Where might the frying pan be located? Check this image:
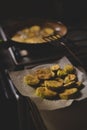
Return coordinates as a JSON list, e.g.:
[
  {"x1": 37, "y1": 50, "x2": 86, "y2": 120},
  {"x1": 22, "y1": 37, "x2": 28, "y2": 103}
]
[
  {"x1": 0, "y1": 18, "x2": 83, "y2": 69},
  {"x1": 0, "y1": 18, "x2": 68, "y2": 50}
]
